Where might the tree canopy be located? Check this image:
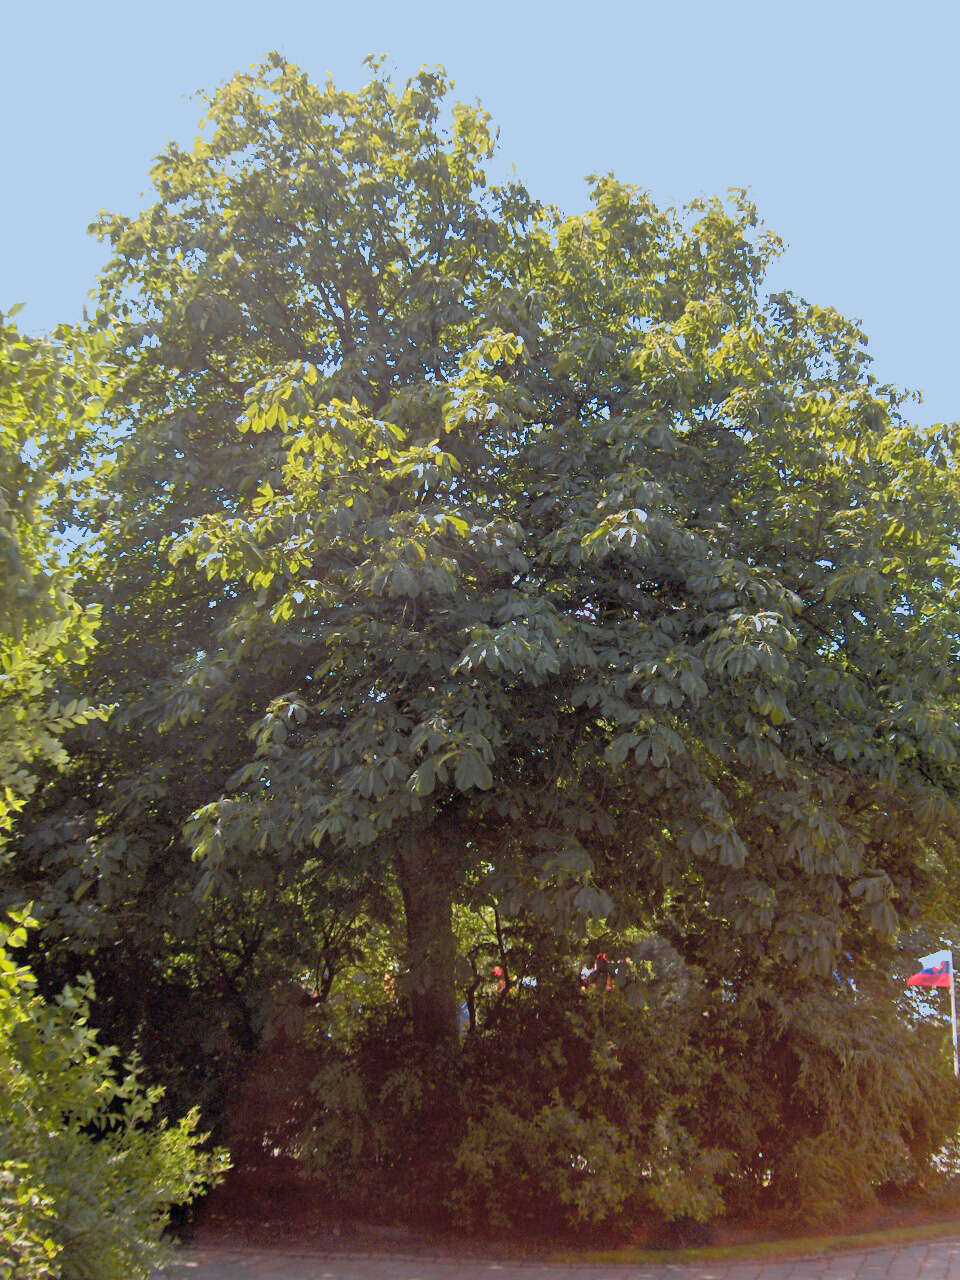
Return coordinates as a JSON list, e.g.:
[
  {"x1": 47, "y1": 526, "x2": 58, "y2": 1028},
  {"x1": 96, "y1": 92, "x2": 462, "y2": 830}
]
[{"x1": 7, "y1": 54, "x2": 960, "y2": 1231}]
